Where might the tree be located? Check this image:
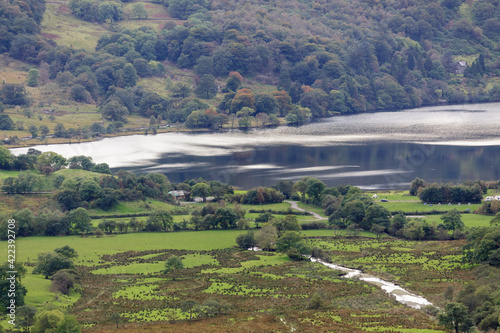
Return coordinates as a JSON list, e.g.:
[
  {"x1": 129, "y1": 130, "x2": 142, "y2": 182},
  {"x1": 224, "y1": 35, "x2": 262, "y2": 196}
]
[
  {"x1": 54, "y1": 246, "x2": 78, "y2": 259},
  {"x1": 230, "y1": 88, "x2": 255, "y2": 113},
  {"x1": 70, "y1": 84, "x2": 89, "y2": 103},
  {"x1": 26, "y1": 68, "x2": 39, "y2": 87},
  {"x1": 214, "y1": 207, "x2": 239, "y2": 229},
  {"x1": 36, "y1": 151, "x2": 67, "y2": 172},
  {"x1": 133, "y1": 58, "x2": 152, "y2": 77},
  {"x1": 78, "y1": 179, "x2": 101, "y2": 201},
  {"x1": 132, "y1": 3, "x2": 148, "y2": 19},
  {"x1": 98, "y1": 219, "x2": 117, "y2": 234},
  {"x1": 0, "y1": 84, "x2": 30, "y2": 106},
  {"x1": 308, "y1": 292, "x2": 324, "y2": 309},
  {"x1": 32, "y1": 309, "x2": 65, "y2": 333},
  {"x1": 490, "y1": 212, "x2": 500, "y2": 227},
  {"x1": 101, "y1": 100, "x2": 129, "y2": 122},
  {"x1": 438, "y1": 302, "x2": 473, "y2": 333},
  {"x1": 33, "y1": 252, "x2": 74, "y2": 279},
  {"x1": 255, "y1": 93, "x2": 278, "y2": 115},
  {"x1": 192, "y1": 183, "x2": 211, "y2": 202},
  {"x1": 361, "y1": 204, "x2": 391, "y2": 231},
  {"x1": 0, "y1": 262, "x2": 27, "y2": 311},
  {"x1": 29, "y1": 125, "x2": 38, "y2": 138},
  {"x1": 67, "y1": 207, "x2": 92, "y2": 234},
  {"x1": 18, "y1": 305, "x2": 37, "y2": 332},
  {"x1": 236, "y1": 231, "x2": 256, "y2": 249},
  {"x1": 53, "y1": 123, "x2": 67, "y2": 138},
  {"x1": 273, "y1": 215, "x2": 301, "y2": 236},
  {"x1": 0, "y1": 114, "x2": 14, "y2": 130},
  {"x1": 56, "y1": 189, "x2": 82, "y2": 211},
  {"x1": 194, "y1": 74, "x2": 217, "y2": 99},
  {"x1": 410, "y1": 177, "x2": 425, "y2": 196},
  {"x1": 305, "y1": 178, "x2": 326, "y2": 204},
  {"x1": 0, "y1": 146, "x2": 14, "y2": 169},
  {"x1": 145, "y1": 210, "x2": 173, "y2": 231},
  {"x1": 14, "y1": 208, "x2": 36, "y2": 237},
  {"x1": 272, "y1": 90, "x2": 293, "y2": 116},
  {"x1": 255, "y1": 224, "x2": 278, "y2": 251},
  {"x1": 50, "y1": 269, "x2": 78, "y2": 295},
  {"x1": 181, "y1": 300, "x2": 199, "y2": 320},
  {"x1": 149, "y1": 115, "x2": 157, "y2": 127},
  {"x1": 164, "y1": 255, "x2": 184, "y2": 280},
  {"x1": 276, "y1": 231, "x2": 311, "y2": 259},
  {"x1": 255, "y1": 113, "x2": 269, "y2": 127},
  {"x1": 441, "y1": 209, "x2": 464, "y2": 231},
  {"x1": 172, "y1": 82, "x2": 191, "y2": 98},
  {"x1": 55, "y1": 314, "x2": 81, "y2": 332}
]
